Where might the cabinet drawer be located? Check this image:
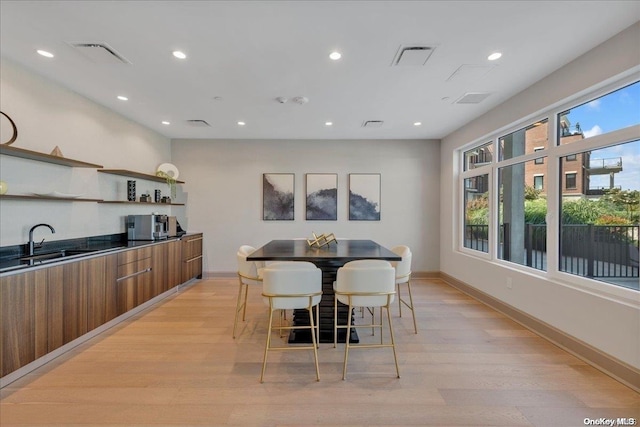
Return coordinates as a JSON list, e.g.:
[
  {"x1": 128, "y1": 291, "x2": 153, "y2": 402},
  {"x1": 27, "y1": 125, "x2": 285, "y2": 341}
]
[
  {"x1": 117, "y1": 258, "x2": 152, "y2": 280},
  {"x1": 117, "y1": 247, "x2": 152, "y2": 265},
  {"x1": 182, "y1": 234, "x2": 203, "y2": 261}
]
